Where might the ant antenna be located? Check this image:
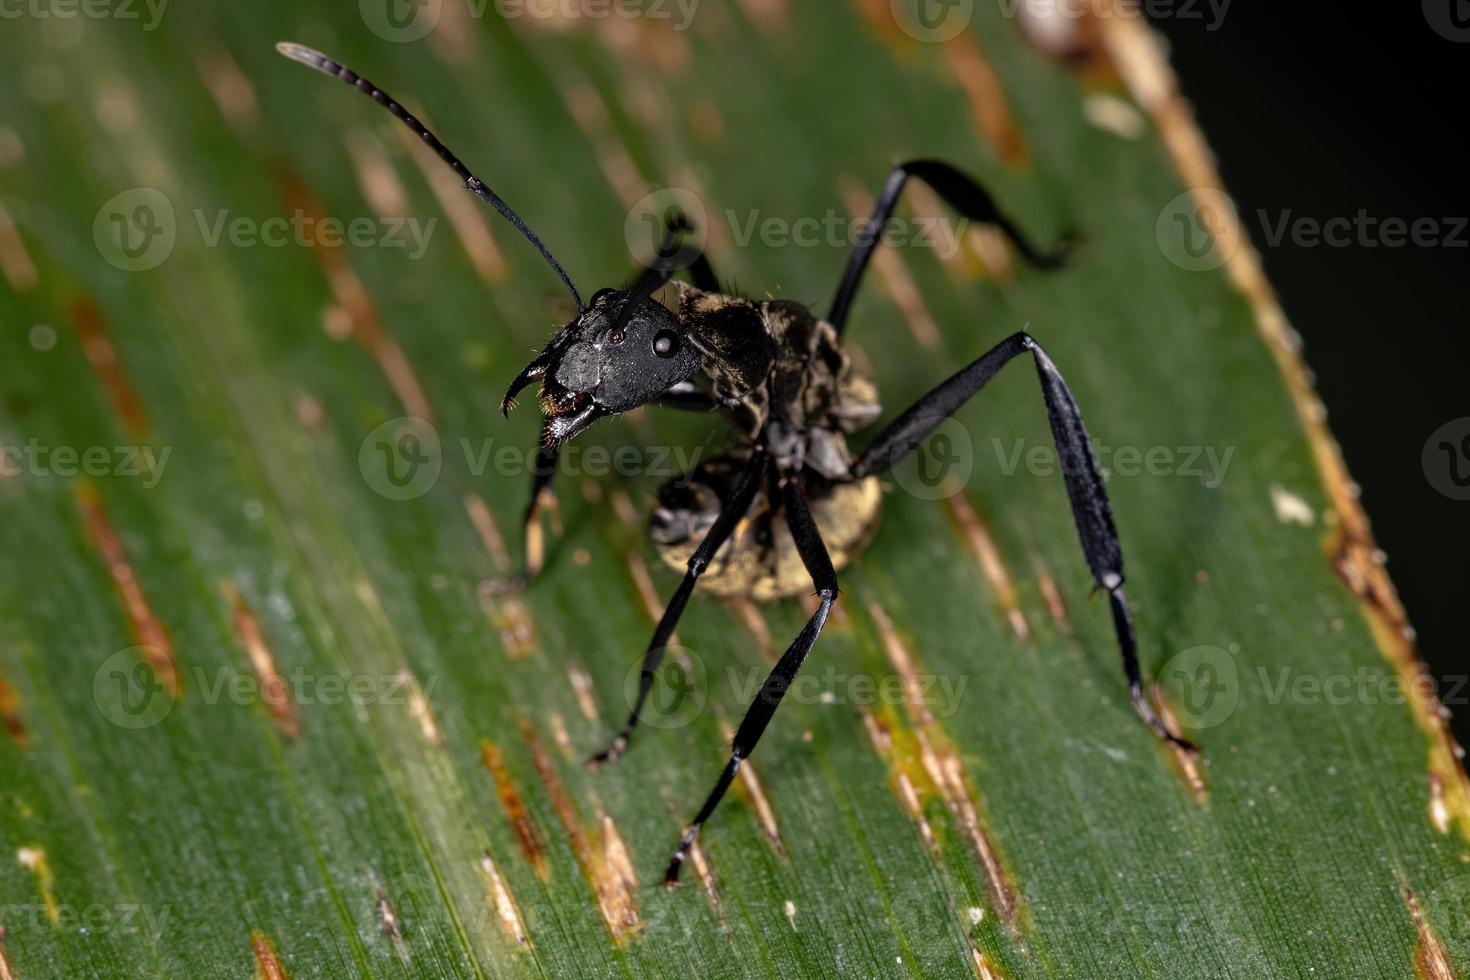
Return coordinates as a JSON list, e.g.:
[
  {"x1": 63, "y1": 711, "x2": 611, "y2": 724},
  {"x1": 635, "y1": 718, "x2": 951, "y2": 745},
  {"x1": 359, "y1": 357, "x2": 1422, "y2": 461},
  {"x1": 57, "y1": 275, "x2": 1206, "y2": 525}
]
[{"x1": 276, "y1": 42, "x2": 585, "y2": 311}]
